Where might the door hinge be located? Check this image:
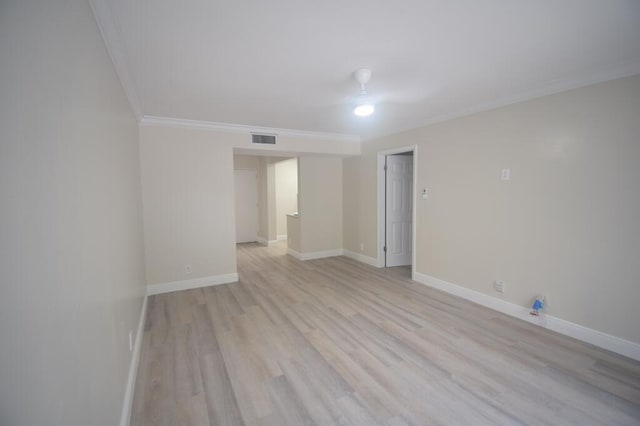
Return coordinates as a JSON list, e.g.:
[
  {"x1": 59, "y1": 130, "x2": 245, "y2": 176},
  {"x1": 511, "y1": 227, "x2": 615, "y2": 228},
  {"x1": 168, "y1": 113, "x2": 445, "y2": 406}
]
[{"x1": 383, "y1": 245, "x2": 387, "y2": 252}]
